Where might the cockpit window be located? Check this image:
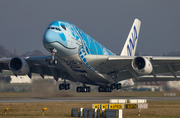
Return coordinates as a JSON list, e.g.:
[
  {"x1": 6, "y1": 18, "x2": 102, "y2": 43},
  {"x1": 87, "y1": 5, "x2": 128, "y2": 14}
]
[
  {"x1": 61, "y1": 25, "x2": 67, "y2": 30},
  {"x1": 48, "y1": 27, "x2": 61, "y2": 31},
  {"x1": 56, "y1": 28, "x2": 61, "y2": 31}
]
